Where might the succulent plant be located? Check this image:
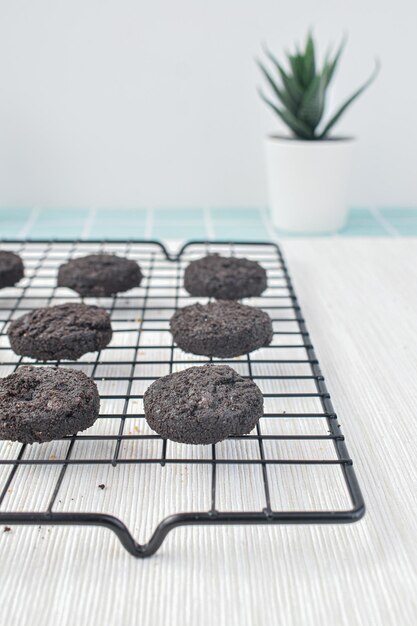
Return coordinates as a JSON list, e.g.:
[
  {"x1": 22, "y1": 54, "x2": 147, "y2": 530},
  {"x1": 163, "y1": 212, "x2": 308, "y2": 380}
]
[{"x1": 258, "y1": 33, "x2": 379, "y2": 140}]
